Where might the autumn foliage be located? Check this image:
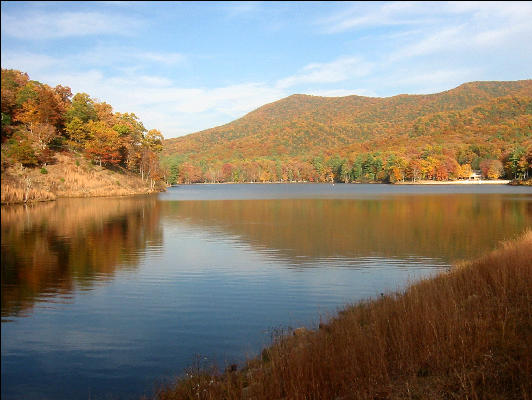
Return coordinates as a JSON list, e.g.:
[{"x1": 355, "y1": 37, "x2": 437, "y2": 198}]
[
  {"x1": 1, "y1": 69, "x2": 165, "y2": 193},
  {"x1": 163, "y1": 80, "x2": 532, "y2": 184}
]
